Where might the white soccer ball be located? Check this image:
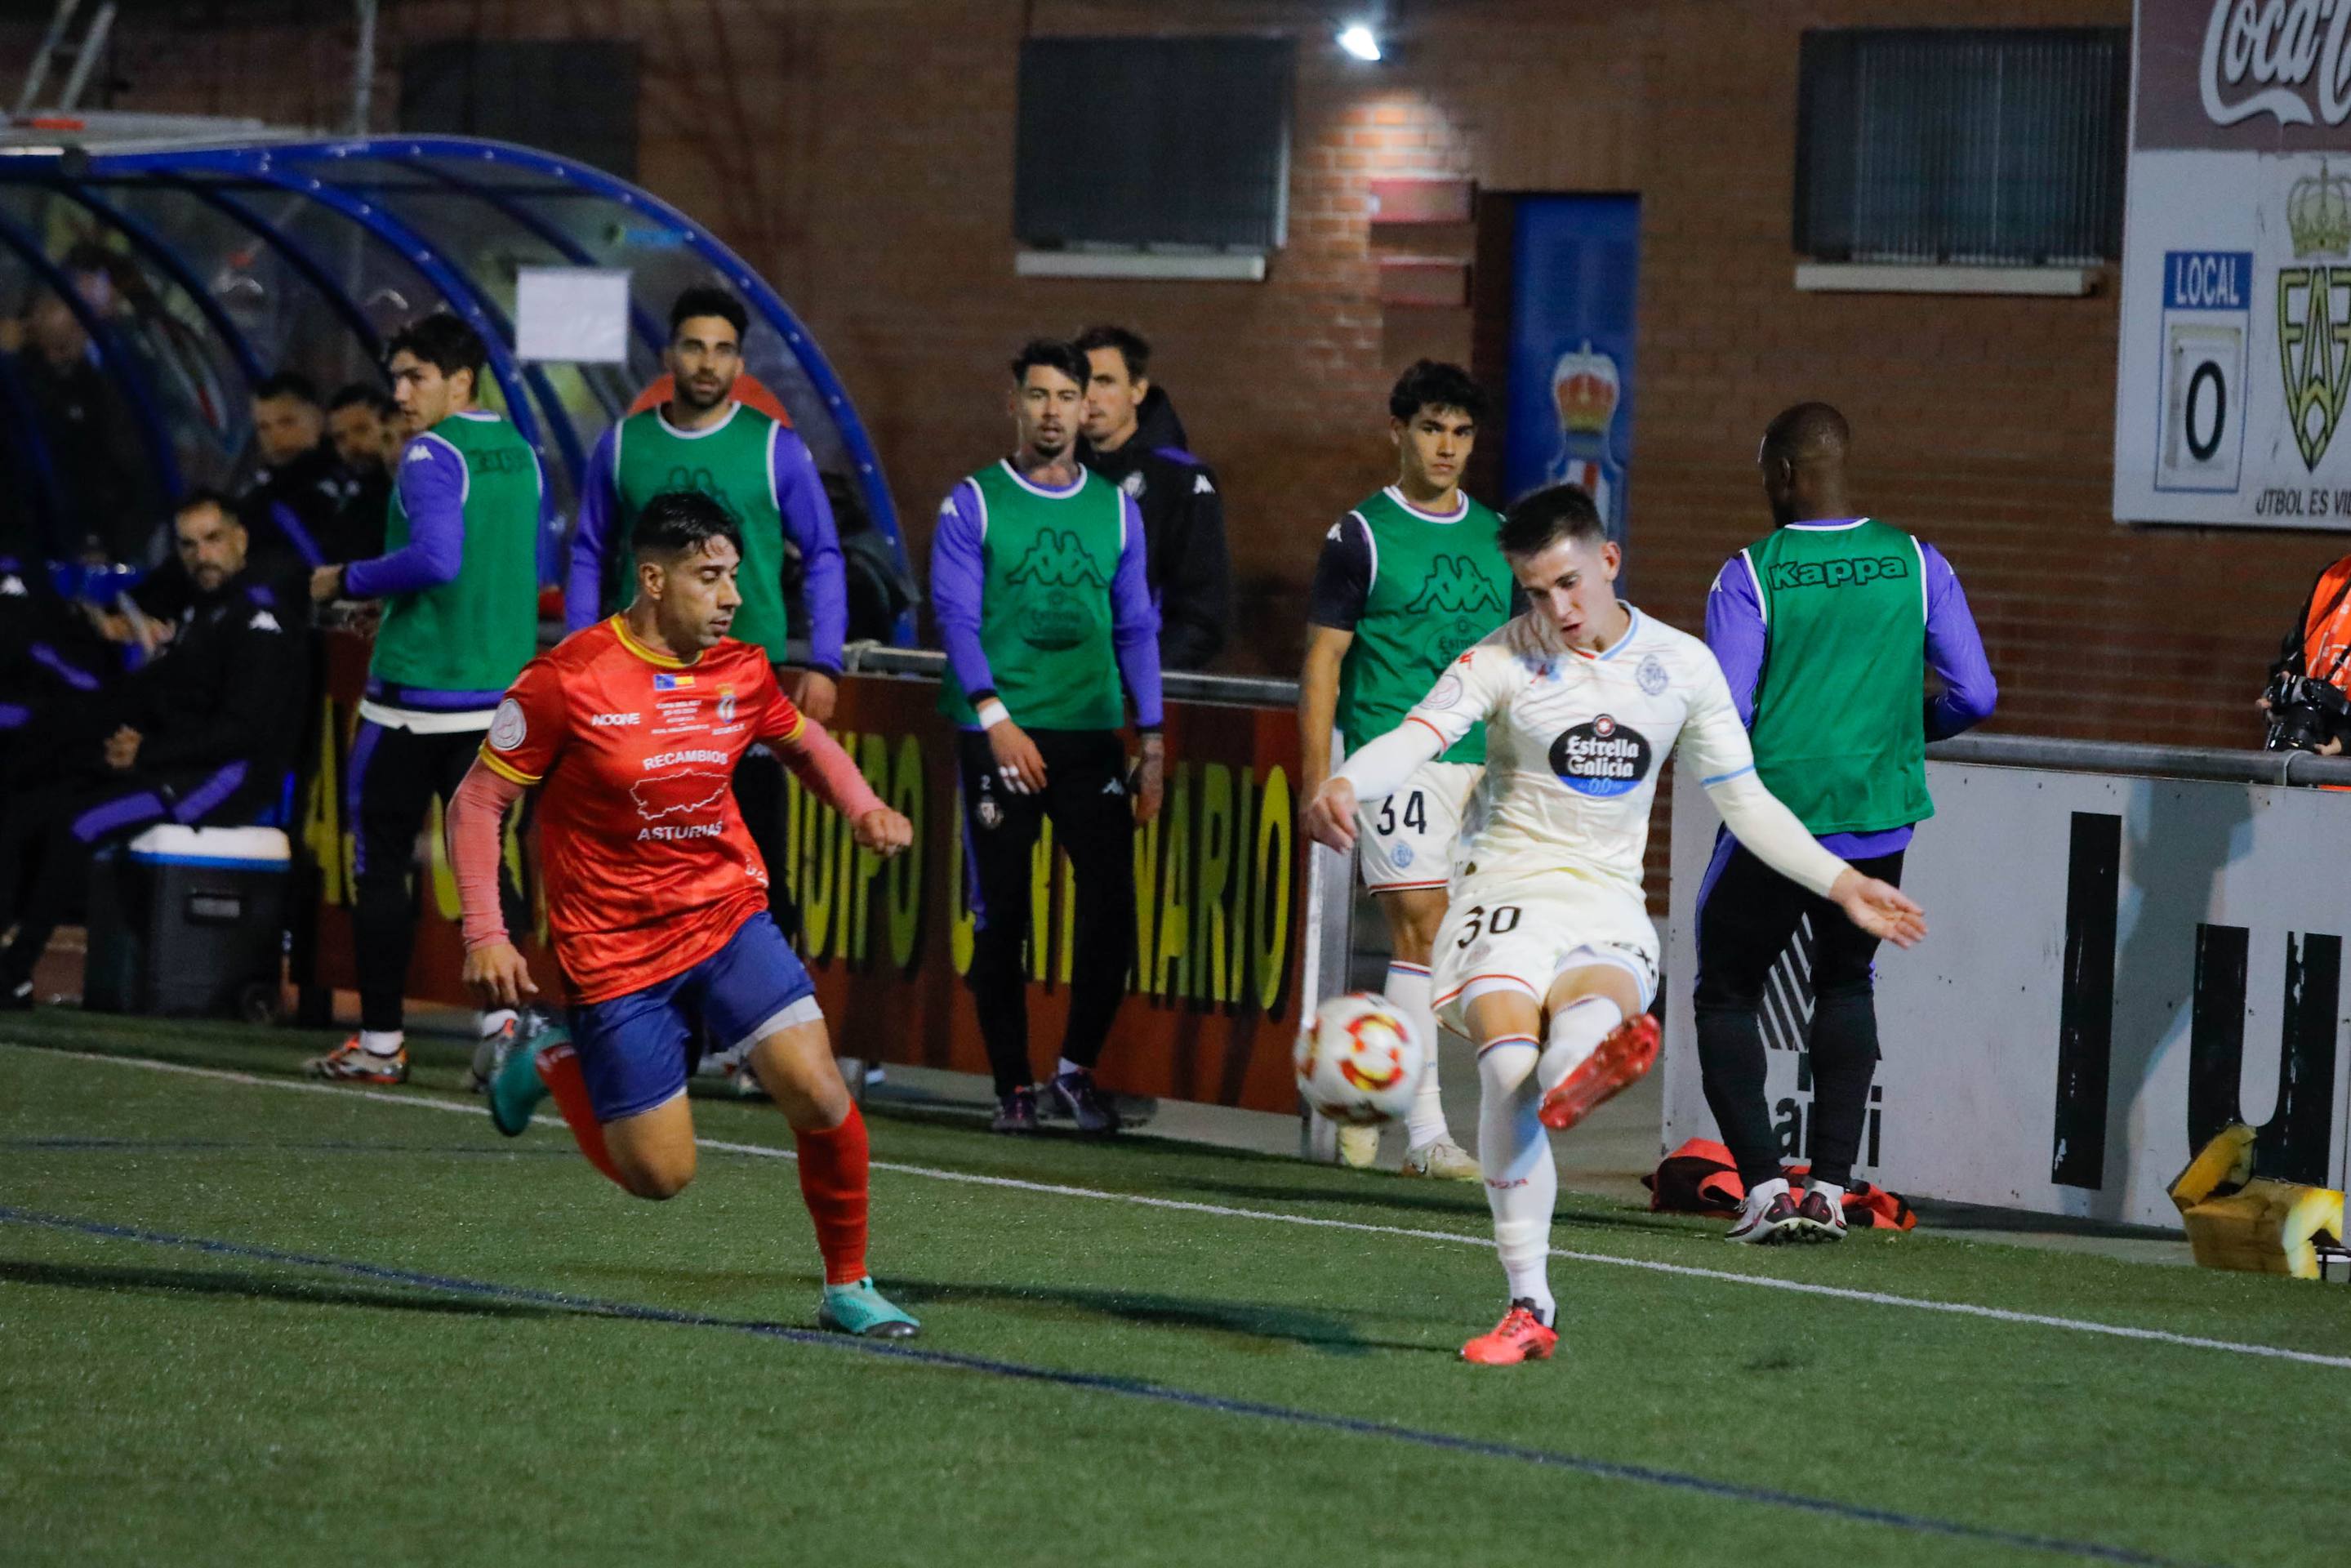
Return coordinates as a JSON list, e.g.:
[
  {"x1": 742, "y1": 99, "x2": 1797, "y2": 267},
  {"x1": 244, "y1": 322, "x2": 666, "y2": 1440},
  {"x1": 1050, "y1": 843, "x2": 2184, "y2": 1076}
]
[{"x1": 1296, "y1": 992, "x2": 1426, "y2": 1126}]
